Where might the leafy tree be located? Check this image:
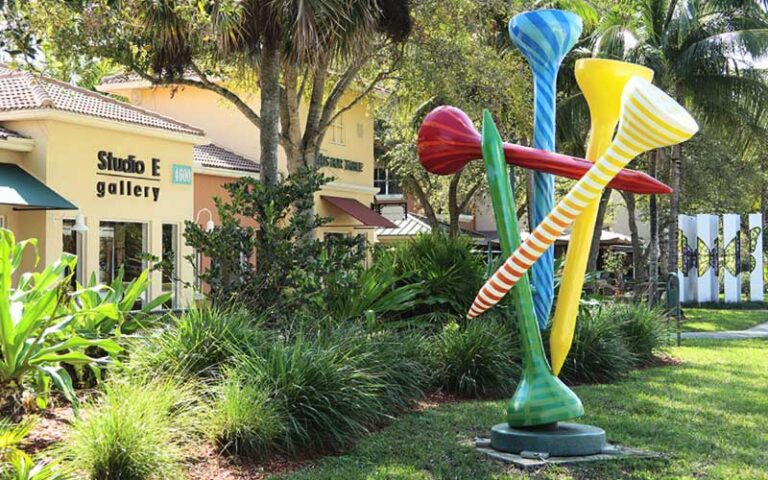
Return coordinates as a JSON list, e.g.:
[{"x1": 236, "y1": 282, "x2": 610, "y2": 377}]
[
  {"x1": 31, "y1": 0, "x2": 411, "y2": 184},
  {"x1": 378, "y1": 0, "x2": 535, "y2": 235}
]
